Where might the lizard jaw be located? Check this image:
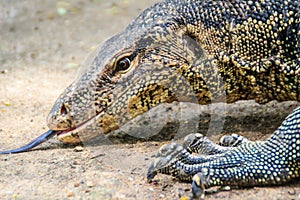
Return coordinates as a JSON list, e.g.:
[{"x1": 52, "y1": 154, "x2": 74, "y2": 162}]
[
  {"x1": 55, "y1": 112, "x2": 118, "y2": 144},
  {"x1": 56, "y1": 115, "x2": 98, "y2": 143}
]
